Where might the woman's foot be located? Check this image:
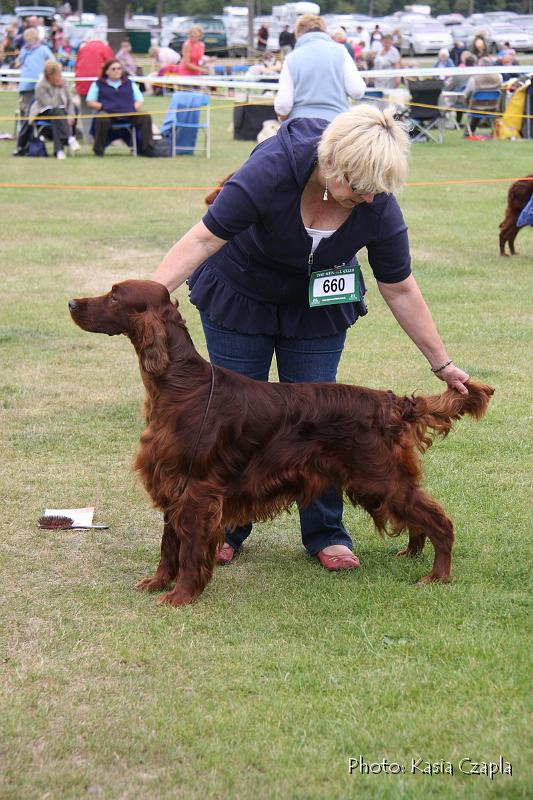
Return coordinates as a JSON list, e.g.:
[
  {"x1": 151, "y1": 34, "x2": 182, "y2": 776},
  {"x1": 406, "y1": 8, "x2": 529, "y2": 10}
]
[
  {"x1": 68, "y1": 136, "x2": 80, "y2": 154},
  {"x1": 216, "y1": 543, "x2": 236, "y2": 565},
  {"x1": 315, "y1": 544, "x2": 360, "y2": 571}
]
